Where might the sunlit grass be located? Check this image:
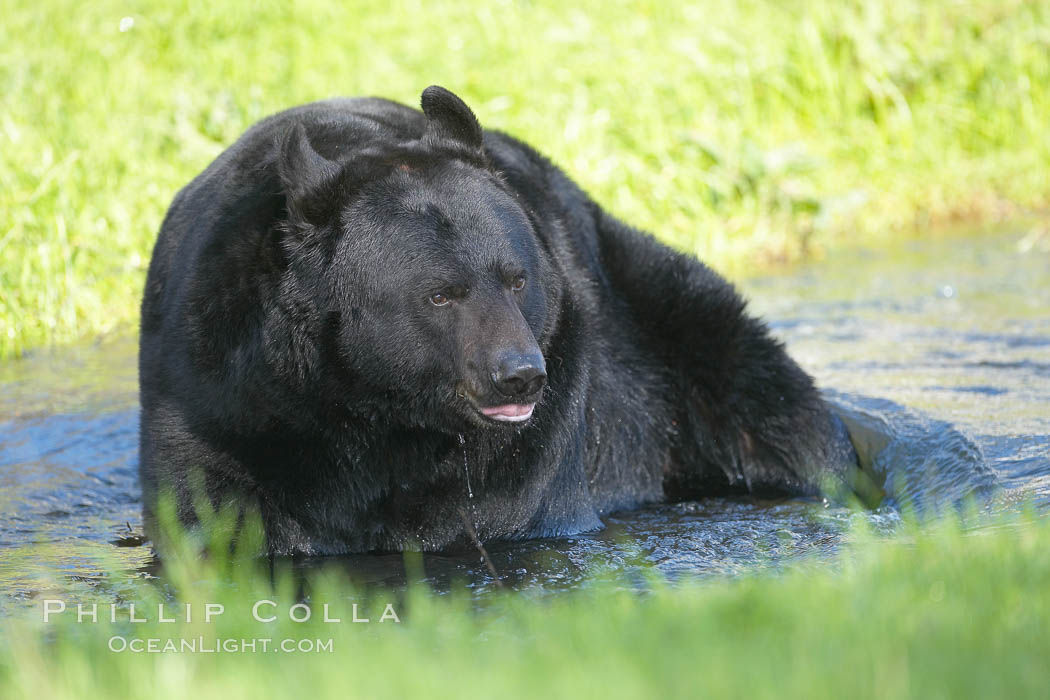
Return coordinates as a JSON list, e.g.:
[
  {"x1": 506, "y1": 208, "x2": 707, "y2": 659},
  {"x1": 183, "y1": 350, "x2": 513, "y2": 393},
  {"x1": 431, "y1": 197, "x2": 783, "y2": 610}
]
[
  {"x1": 2, "y1": 0, "x2": 1049, "y2": 357},
  {"x1": 0, "y1": 509, "x2": 1048, "y2": 698}
]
